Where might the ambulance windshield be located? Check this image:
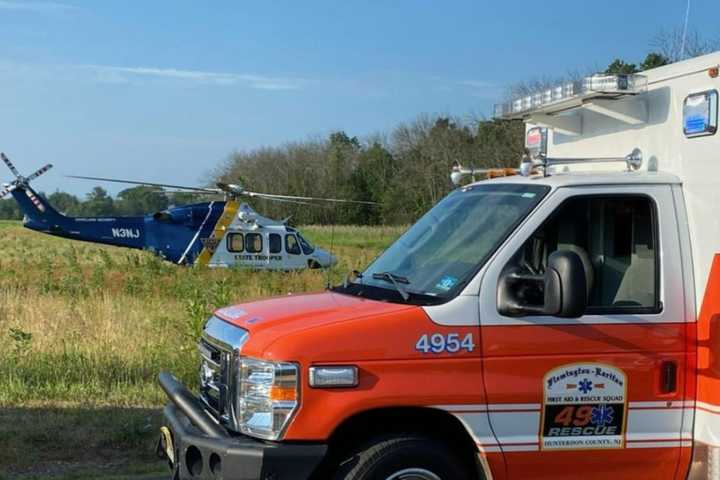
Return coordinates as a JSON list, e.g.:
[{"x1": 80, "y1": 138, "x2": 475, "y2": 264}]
[{"x1": 345, "y1": 183, "x2": 549, "y2": 304}]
